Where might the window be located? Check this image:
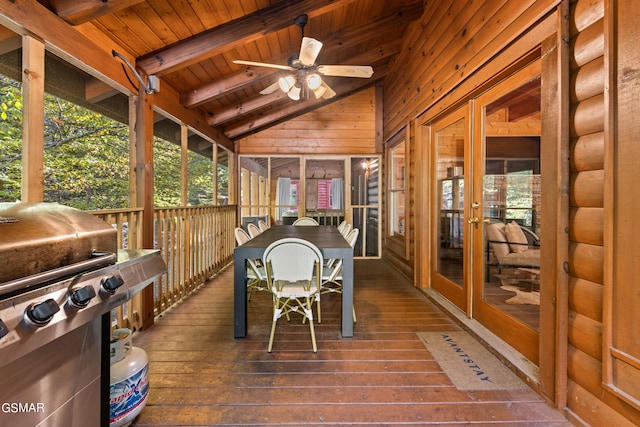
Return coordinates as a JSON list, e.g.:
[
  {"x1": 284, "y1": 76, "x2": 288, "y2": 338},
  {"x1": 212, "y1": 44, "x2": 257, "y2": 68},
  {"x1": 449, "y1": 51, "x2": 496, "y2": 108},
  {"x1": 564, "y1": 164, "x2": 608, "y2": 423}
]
[{"x1": 389, "y1": 140, "x2": 406, "y2": 236}]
